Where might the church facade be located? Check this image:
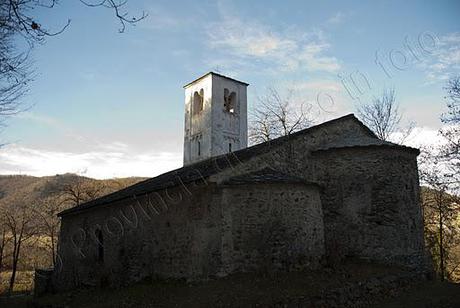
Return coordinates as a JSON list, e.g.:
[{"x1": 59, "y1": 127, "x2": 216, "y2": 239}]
[{"x1": 51, "y1": 73, "x2": 427, "y2": 290}]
